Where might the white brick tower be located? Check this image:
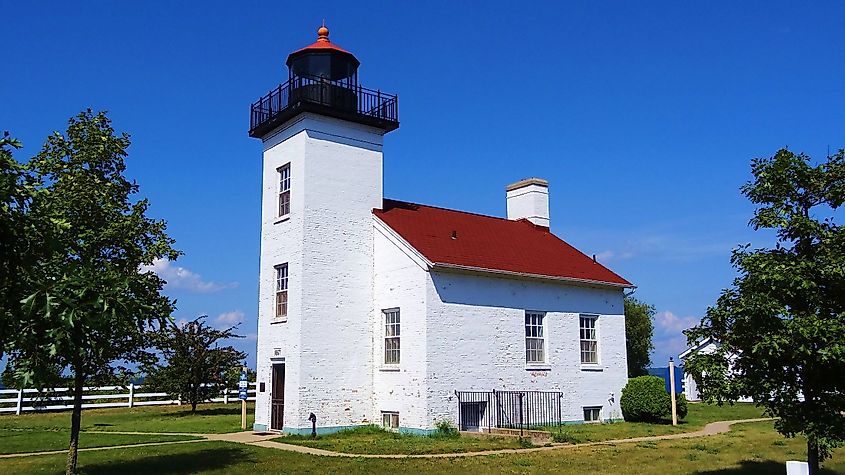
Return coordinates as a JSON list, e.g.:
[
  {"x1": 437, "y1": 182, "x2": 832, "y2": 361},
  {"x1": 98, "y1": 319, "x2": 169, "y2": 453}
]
[{"x1": 249, "y1": 25, "x2": 399, "y2": 433}]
